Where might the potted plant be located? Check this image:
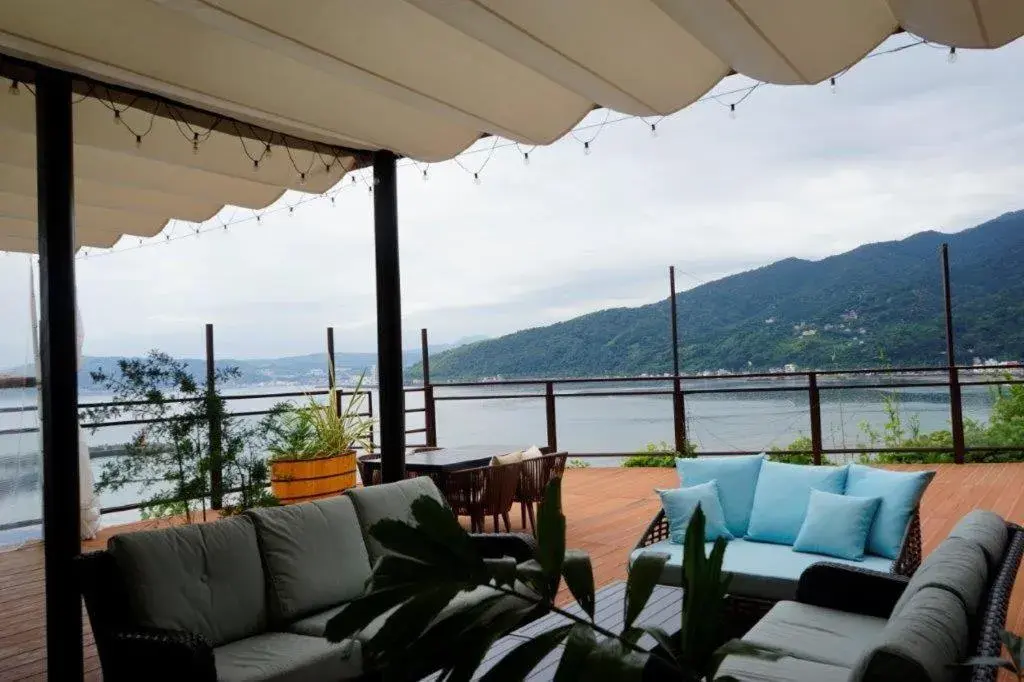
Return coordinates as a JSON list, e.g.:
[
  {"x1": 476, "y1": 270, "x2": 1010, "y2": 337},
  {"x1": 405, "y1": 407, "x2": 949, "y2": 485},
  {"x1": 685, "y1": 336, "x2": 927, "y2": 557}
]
[{"x1": 266, "y1": 373, "x2": 374, "y2": 504}]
